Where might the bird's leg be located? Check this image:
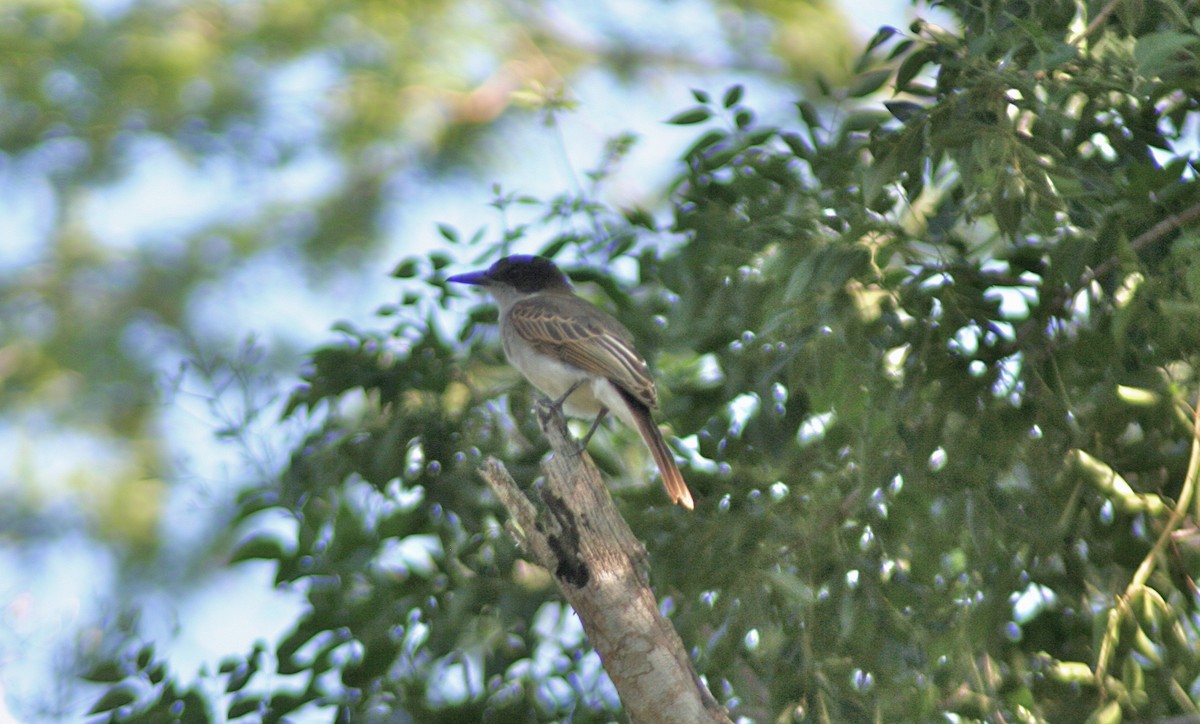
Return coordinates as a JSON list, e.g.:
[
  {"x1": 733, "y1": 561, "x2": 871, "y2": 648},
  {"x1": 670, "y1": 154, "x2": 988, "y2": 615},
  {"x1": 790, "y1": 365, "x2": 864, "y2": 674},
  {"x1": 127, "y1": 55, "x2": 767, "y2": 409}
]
[
  {"x1": 551, "y1": 378, "x2": 588, "y2": 410},
  {"x1": 536, "y1": 379, "x2": 605, "y2": 456},
  {"x1": 534, "y1": 379, "x2": 587, "y2": 429},
  {"x1": 577, "y1": 407, "x2": 608, "y2": 452}
]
